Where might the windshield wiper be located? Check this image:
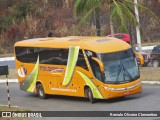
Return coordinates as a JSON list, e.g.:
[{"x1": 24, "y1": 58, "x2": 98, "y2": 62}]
[
  {"x1": 115, "y1": 64, "x2": 122, "y2": 82},
  {"x1": 115, "y1": 62, "x2": 133, "y2": 82},
  {"x1": 121, "y1": 63, "x2": 133, "y2": 80}
]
